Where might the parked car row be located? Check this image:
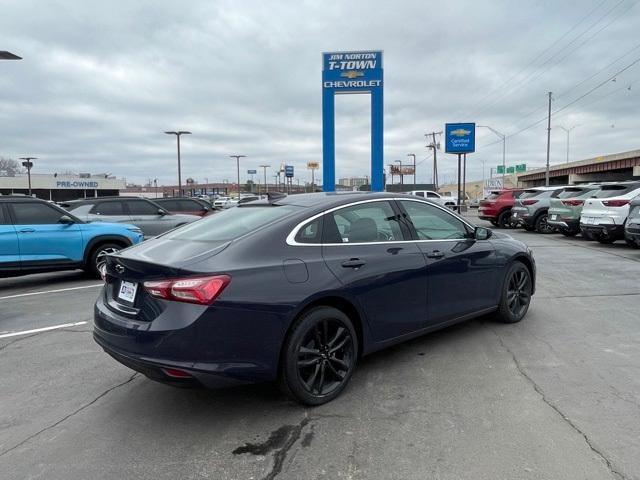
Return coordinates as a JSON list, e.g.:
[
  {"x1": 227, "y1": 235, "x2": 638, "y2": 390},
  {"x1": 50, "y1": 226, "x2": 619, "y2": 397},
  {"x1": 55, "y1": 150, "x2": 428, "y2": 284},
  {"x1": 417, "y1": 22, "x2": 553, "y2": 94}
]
[{"x1": 481, "y1": 182, "x2": 640, "y2": 248}]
